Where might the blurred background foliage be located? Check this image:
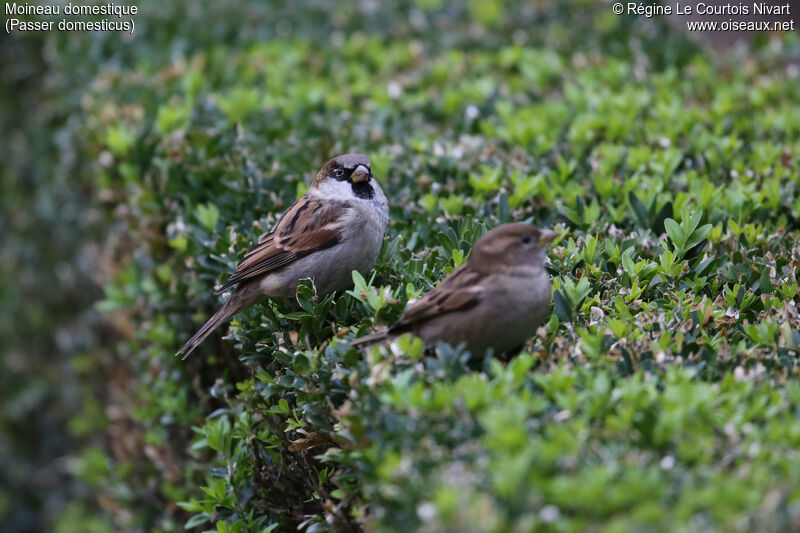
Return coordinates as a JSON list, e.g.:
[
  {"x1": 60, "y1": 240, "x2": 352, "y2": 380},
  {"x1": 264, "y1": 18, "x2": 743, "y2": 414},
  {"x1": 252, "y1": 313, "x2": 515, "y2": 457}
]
[{"x1": 1, "y1": 0, "x2": 799, "y2": 532}]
